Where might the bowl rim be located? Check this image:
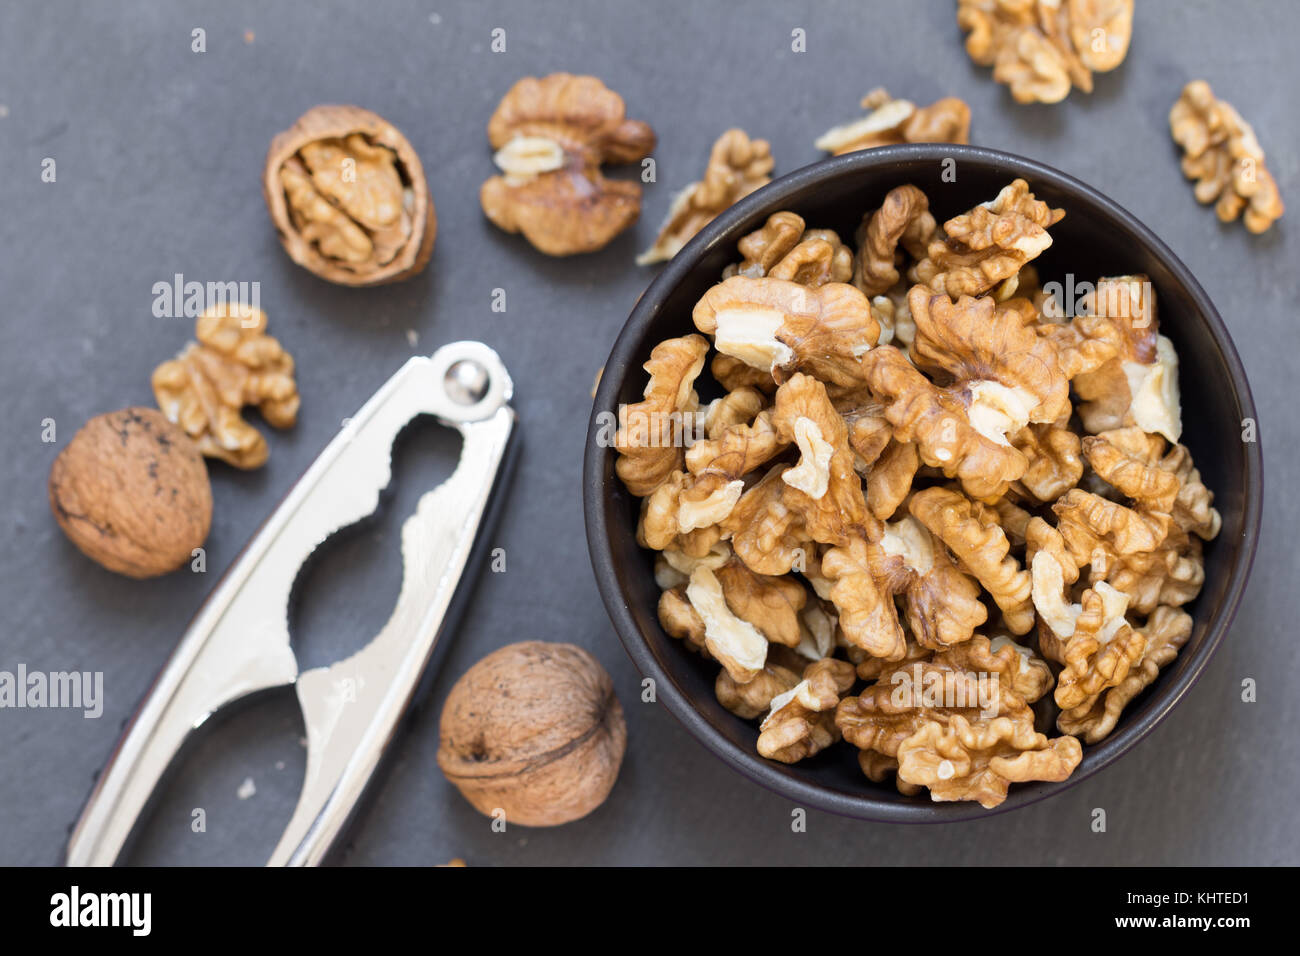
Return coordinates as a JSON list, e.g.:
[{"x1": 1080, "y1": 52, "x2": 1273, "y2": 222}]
[{"x1": 584, "y1": 143, "x2": 1263, "y2": 822}]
